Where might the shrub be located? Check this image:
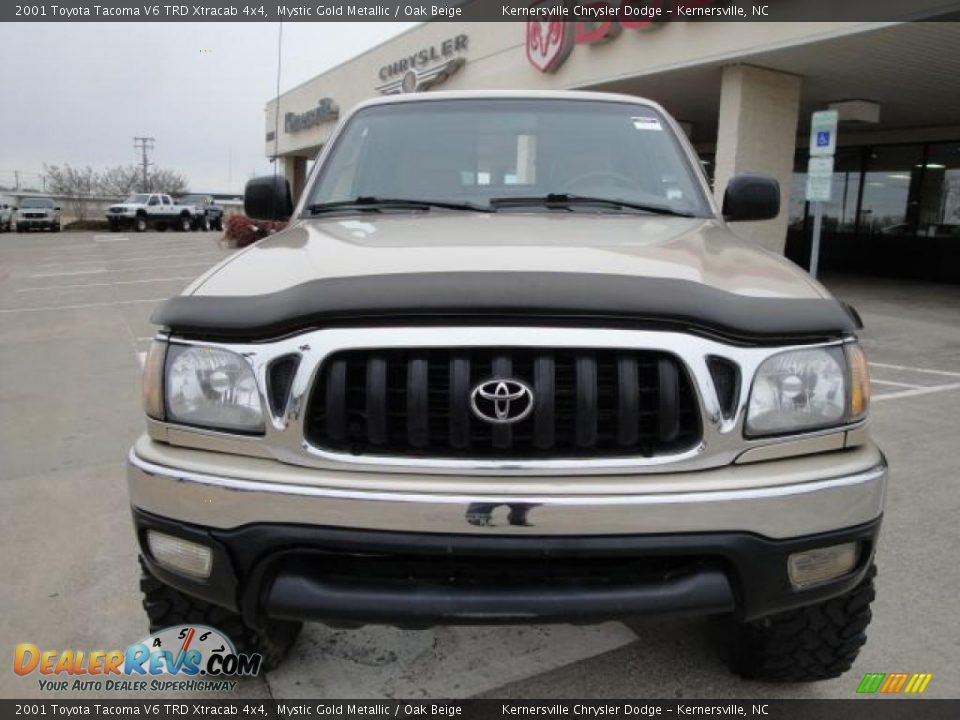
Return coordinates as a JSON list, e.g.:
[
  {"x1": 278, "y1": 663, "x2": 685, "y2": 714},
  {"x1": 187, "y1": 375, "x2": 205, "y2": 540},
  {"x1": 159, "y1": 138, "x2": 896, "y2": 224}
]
[{"x1": 224, "y1": 214, "x2": 288, "y2": 248}]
